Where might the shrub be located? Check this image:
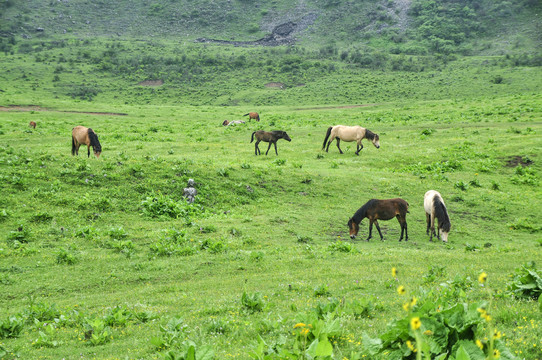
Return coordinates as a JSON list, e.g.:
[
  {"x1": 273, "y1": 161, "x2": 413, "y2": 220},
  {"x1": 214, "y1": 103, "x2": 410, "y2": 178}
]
[{"x1": 56, "y1": 248, "x2": 78, "y2": 265}]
